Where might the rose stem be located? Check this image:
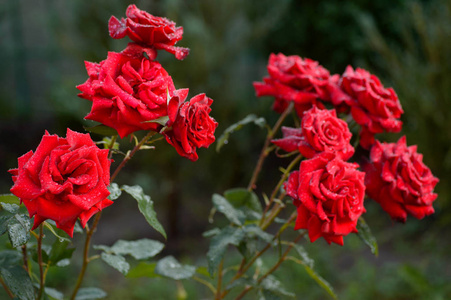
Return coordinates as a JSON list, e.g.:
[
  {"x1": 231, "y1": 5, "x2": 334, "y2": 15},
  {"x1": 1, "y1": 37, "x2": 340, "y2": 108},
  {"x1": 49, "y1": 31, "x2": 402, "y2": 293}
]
[
  {"x1": 260, "y1": 154, "x2": 302, "y2": 227},
  {"x1": 107, "y1": 135, "x2": 117, "y2": 160},
  {"x1": 21, "y1": 245, "x2": 28, "y2": 273},
  {"x1": 70, "y1": 131, "x2": 155, "y2": 299},
  {"x1": 234, "y1": 233, "x2": 305, "y2": 300},
  {"x1": 0, "y1": 277, "x2": 14, "y2": 298},
  {"x1": 247, "y1": 102, "x2": 294, "y2": 191},
  {"x1": 37, "y1": 224, "x2": 45, "y2": 300},
  {"x1": 215, "y1": 259, "x2": 224, "y2": 300},
  {"x1": 220, "y1": 212, "x2": 297, "y2": 299}
]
